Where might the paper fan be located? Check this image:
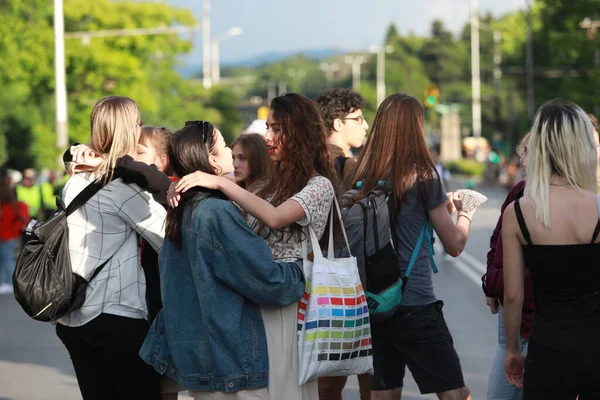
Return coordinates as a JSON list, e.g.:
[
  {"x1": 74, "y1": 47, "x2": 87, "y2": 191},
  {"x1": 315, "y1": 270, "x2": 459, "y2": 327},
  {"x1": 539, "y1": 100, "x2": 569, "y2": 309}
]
[{"x1": 454, "y1": 189, "x2": 488, "y2": 213}]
